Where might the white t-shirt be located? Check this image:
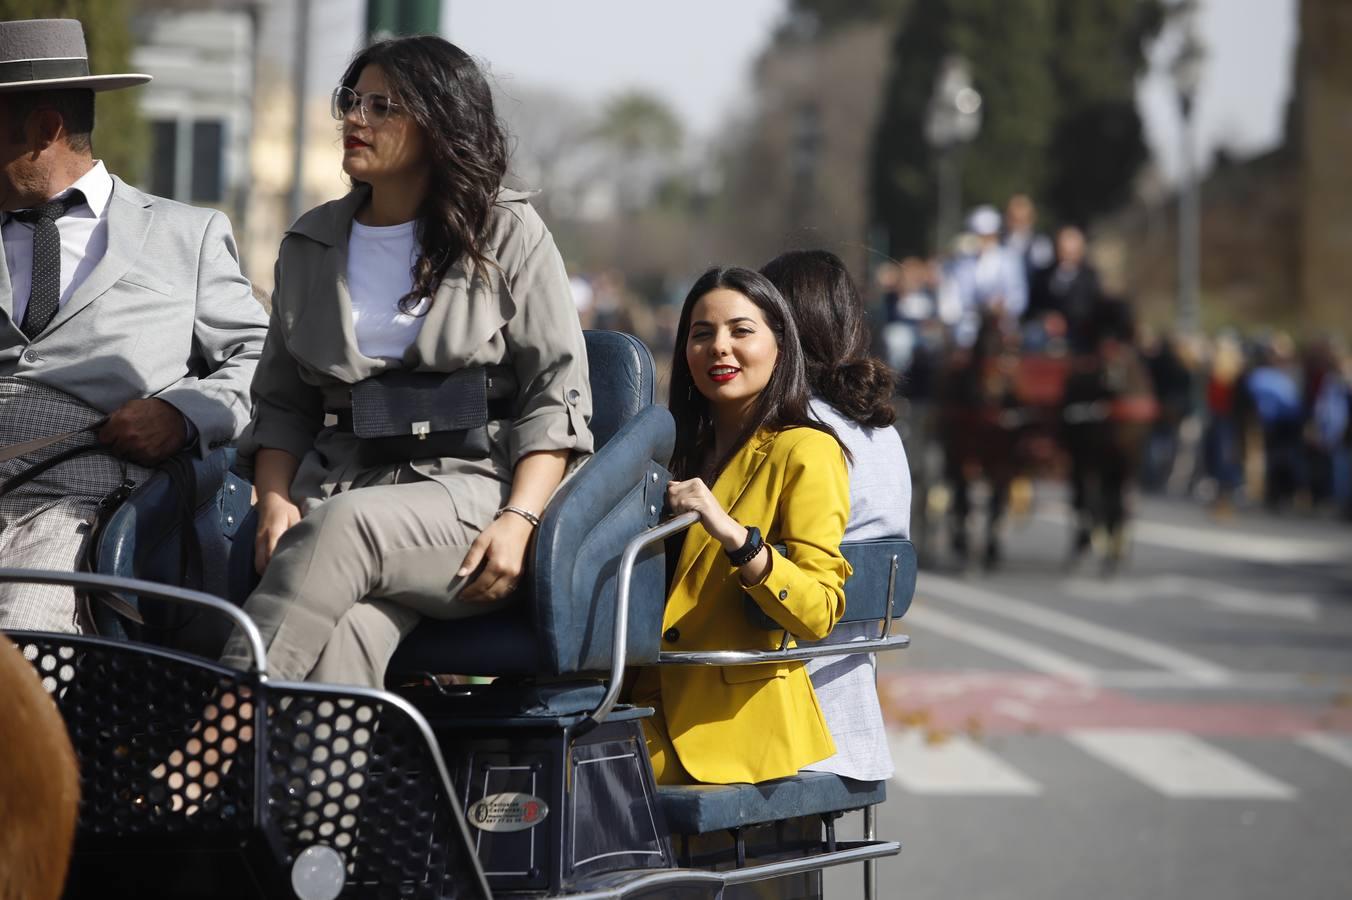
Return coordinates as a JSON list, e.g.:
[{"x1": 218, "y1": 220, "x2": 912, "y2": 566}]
[{"x1": 346, "y1": 219, "x2": 431, "y2": 360}]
